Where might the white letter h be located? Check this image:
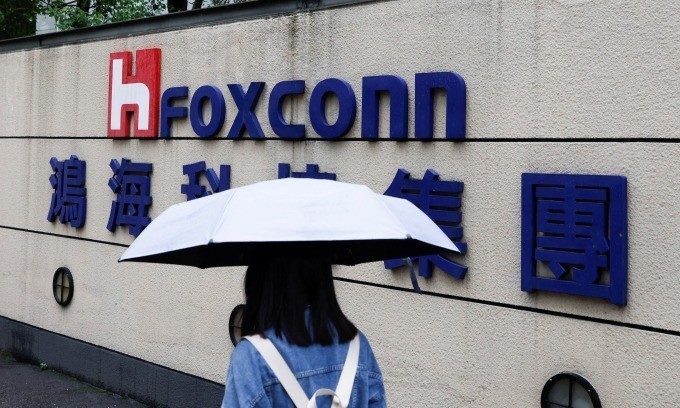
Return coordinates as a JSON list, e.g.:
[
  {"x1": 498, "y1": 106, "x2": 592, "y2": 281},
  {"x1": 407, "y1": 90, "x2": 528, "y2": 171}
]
[{"x1": 109, "y1": 58, "x2": 150, "y2": 131}]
